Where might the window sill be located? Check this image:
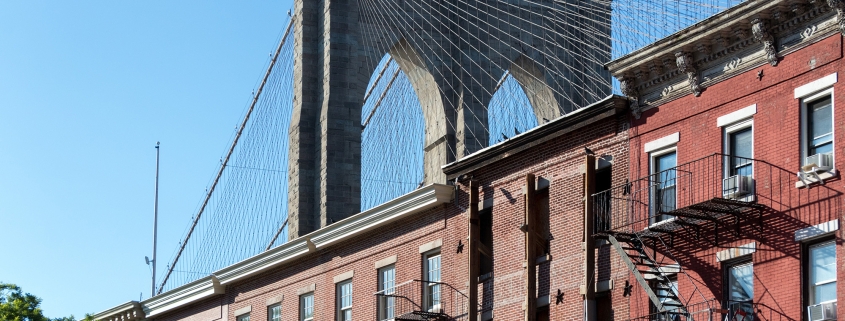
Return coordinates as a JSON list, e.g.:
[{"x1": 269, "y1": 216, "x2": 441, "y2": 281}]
[{"x1": 795, "y1": 170, "x2": 838, "y2": 188}]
